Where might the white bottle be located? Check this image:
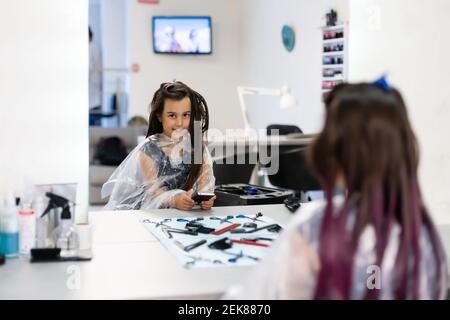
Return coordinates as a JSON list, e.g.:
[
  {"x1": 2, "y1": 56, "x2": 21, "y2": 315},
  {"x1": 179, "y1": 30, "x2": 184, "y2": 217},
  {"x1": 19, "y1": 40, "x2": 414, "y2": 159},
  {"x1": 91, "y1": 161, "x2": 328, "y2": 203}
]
[
  {"x1": 33, "y1": 196, "x2": 48, "y2": 248},
  {"x1": 19, "y1": 204, "x2": 36, "y2": 255},
  {"x1": 0, "y1": 193, "x2": 19, "y2": 258}
]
